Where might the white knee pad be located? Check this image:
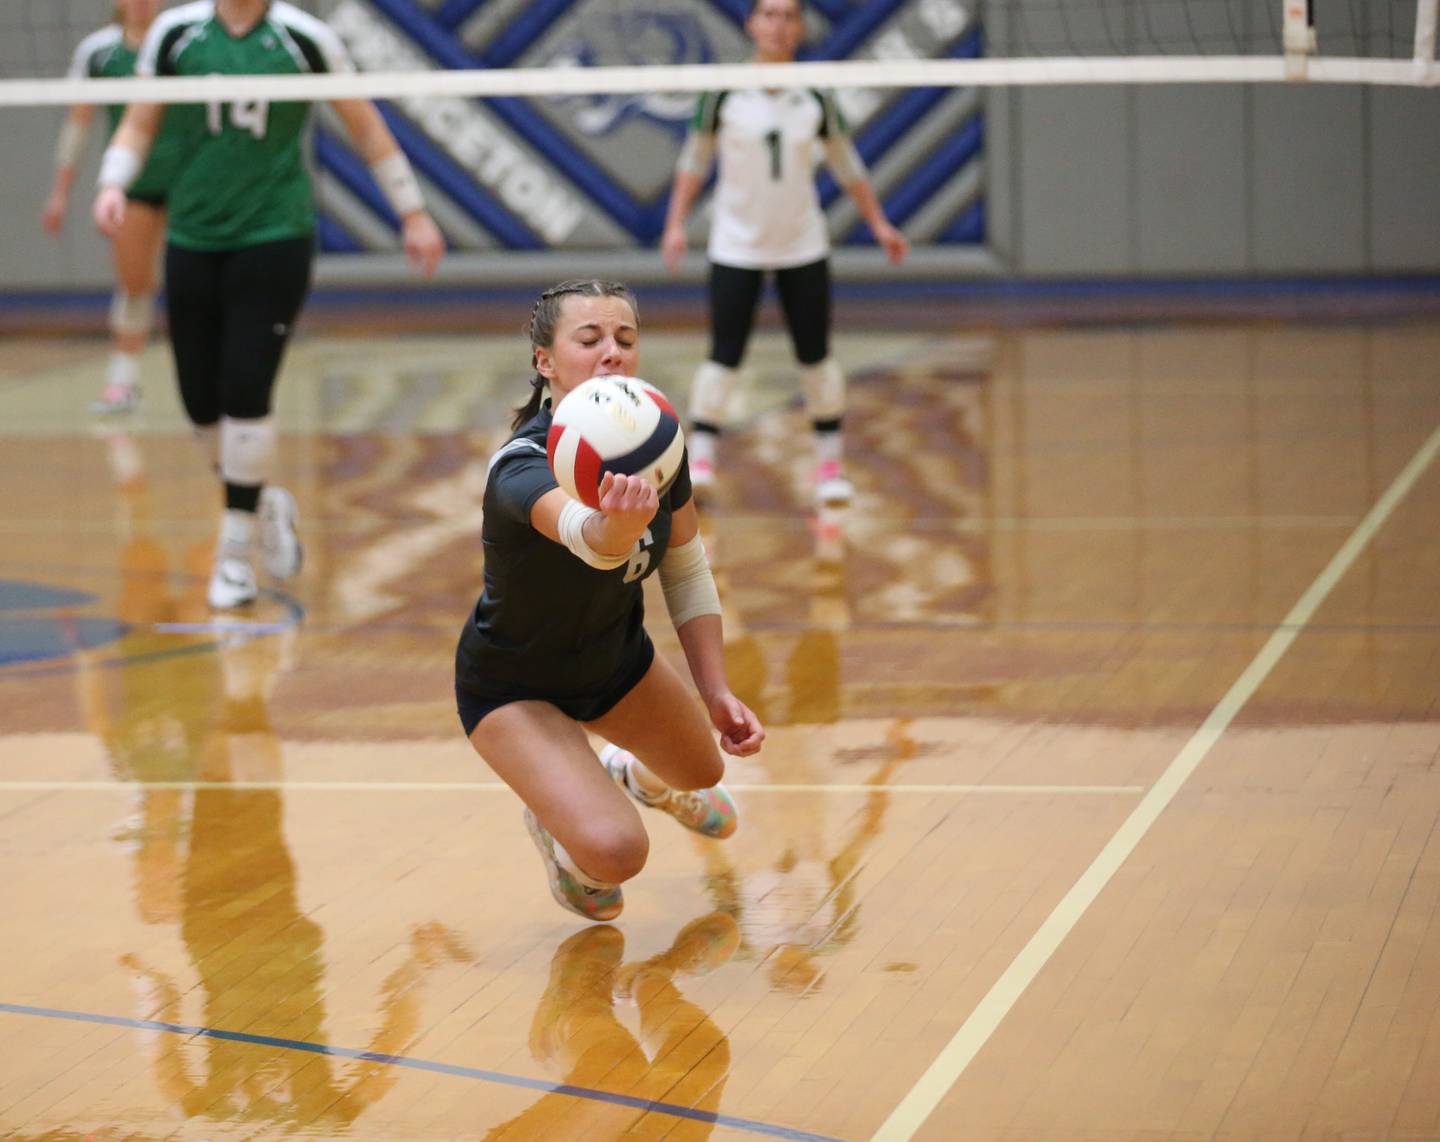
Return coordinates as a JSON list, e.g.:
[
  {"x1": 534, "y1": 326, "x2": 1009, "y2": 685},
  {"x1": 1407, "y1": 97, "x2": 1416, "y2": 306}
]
[
  {"x1": 109, "y1": 291, "x2": 155, "y2": 338},
  {"x1": 800, "y1": 359, "x2": 846, "y2": 421},
  {"x1": 689, "y1": 361, "x2": 738, "y2": 426},
  {"x1": 220, "y1": 416, "x2": 277, "y2": 487}
]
